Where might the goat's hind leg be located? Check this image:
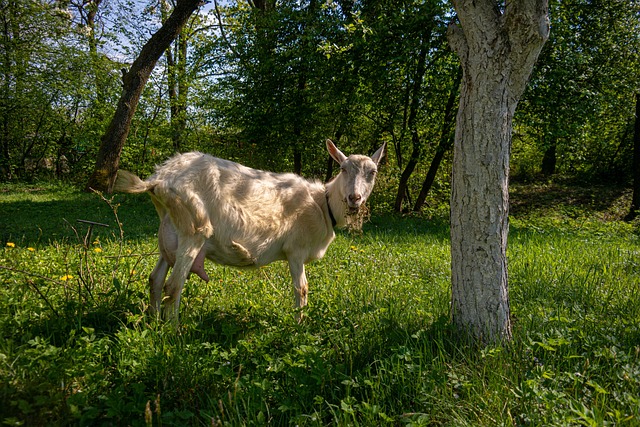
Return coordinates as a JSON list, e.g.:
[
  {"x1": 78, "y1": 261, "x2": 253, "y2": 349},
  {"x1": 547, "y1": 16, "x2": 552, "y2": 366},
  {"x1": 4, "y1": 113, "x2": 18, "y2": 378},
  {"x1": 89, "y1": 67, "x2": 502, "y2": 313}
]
[
  {"x1": 148, "y1": 255, "x2": 169, "y2": 317},
  {"x1": 151, "y1": 184, "x2": 211, "y2": 321},
  {"x1": 148, "y1": 195, "x2": 170, "y2": 317},
  {"x1": 163, "y1": 234, "x2": 206, "y2": 322}
]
